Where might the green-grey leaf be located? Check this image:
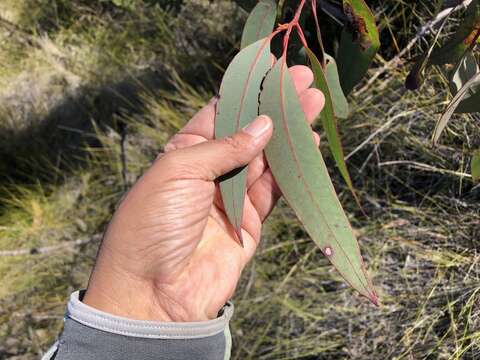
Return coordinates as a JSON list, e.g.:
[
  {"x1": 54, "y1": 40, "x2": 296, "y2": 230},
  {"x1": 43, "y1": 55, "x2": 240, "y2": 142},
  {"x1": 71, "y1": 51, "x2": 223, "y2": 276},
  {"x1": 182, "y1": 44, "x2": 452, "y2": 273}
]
[
  {"x1": 306, "y1": 48, "x2": 360, "y2": 208},
  {"x1": 216, "y1": 39, "x2": 272, "y2": 240},
  {"x1": 260, "y1": 56, "x2": 377, "y2": 304},
  {"x1": 450, "y1": 51, "x2": 479, "y2": 95},
  {"x1": 455, "y1": 89, "x2": 480, "y2": 113},
  {"x1": 433, "y1": 72, "x2": 480, "y2": 145},
  {"x1": 337, "y1": 0, "x2": 380, "y2": 95},
  {"x1": 240, "y1": 0, "x2": 277, "y2": 49},
  {"x1": 472, "y1": 150, "x2": 480, "y2": 182},
  {"x1": 325, "y1": 53, "x2": 349, "y2": 119},
  {"x1": 447, "y1": 50, "x2": 480, "y2": 114}
]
